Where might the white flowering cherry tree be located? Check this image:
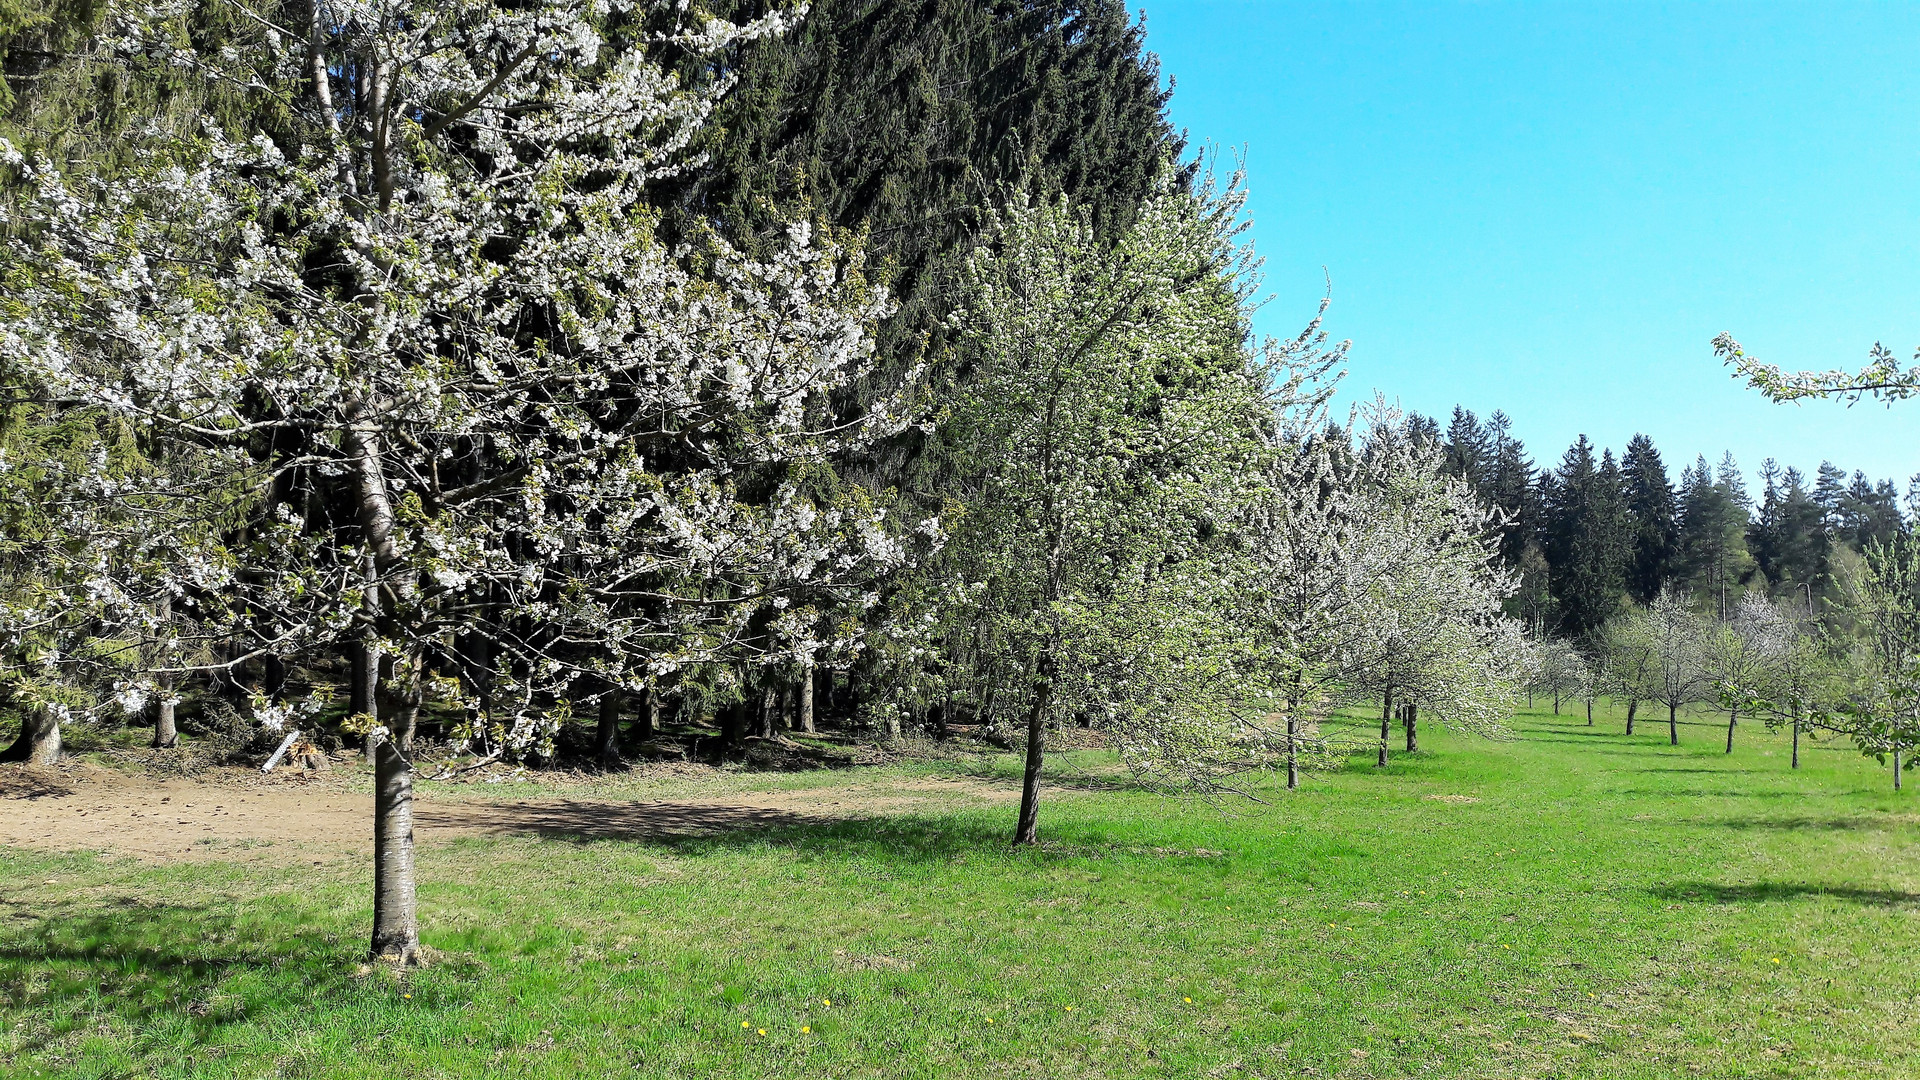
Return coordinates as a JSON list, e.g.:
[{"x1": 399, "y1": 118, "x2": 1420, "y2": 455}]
[
  {"x1": 1353, "y1": 416, "x2": 1527, "y2": 757},
  {"x1": 0, "y1": 0, "x2": 930, "y2": 962}
]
